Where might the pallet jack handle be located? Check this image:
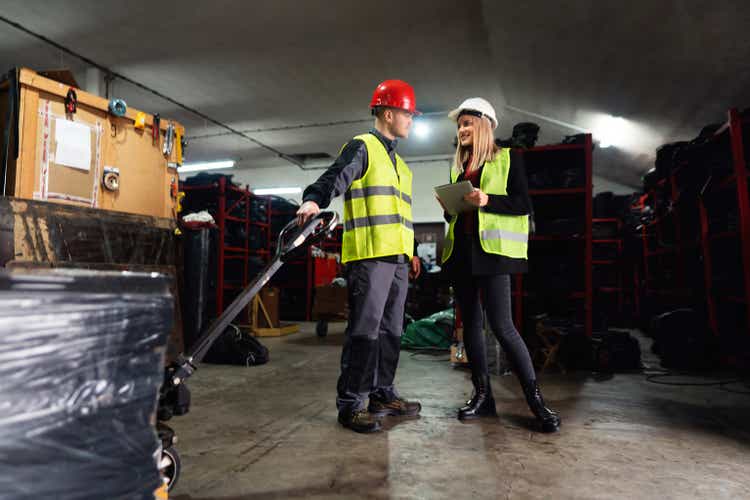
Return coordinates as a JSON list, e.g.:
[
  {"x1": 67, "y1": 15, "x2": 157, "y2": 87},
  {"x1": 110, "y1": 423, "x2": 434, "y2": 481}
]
[{"x1": 167, "y1": 211, "x2": 339, "y2": 388}]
